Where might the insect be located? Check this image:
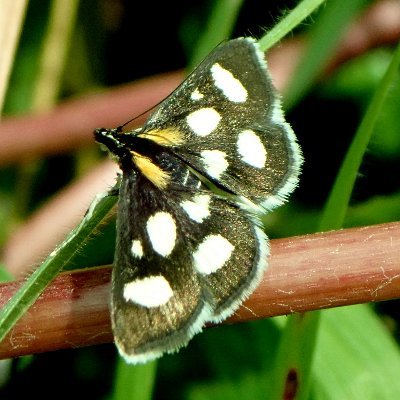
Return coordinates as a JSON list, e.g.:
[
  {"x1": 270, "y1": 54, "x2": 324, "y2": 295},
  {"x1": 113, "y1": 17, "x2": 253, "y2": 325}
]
[{"x1": 94, "y1": 37, "x2": 302, "y2": 364}]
